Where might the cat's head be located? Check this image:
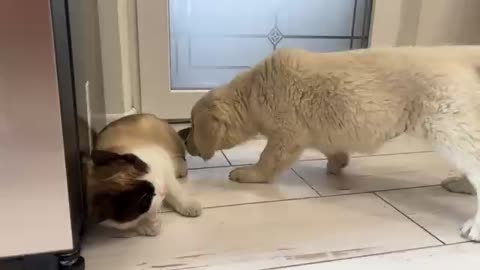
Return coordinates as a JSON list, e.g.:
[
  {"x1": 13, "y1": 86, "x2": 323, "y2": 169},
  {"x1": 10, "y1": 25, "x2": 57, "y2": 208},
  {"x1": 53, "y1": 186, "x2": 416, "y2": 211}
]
[{"x1": 86, "y1": 150, "x2": 156, "y2": 226}]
